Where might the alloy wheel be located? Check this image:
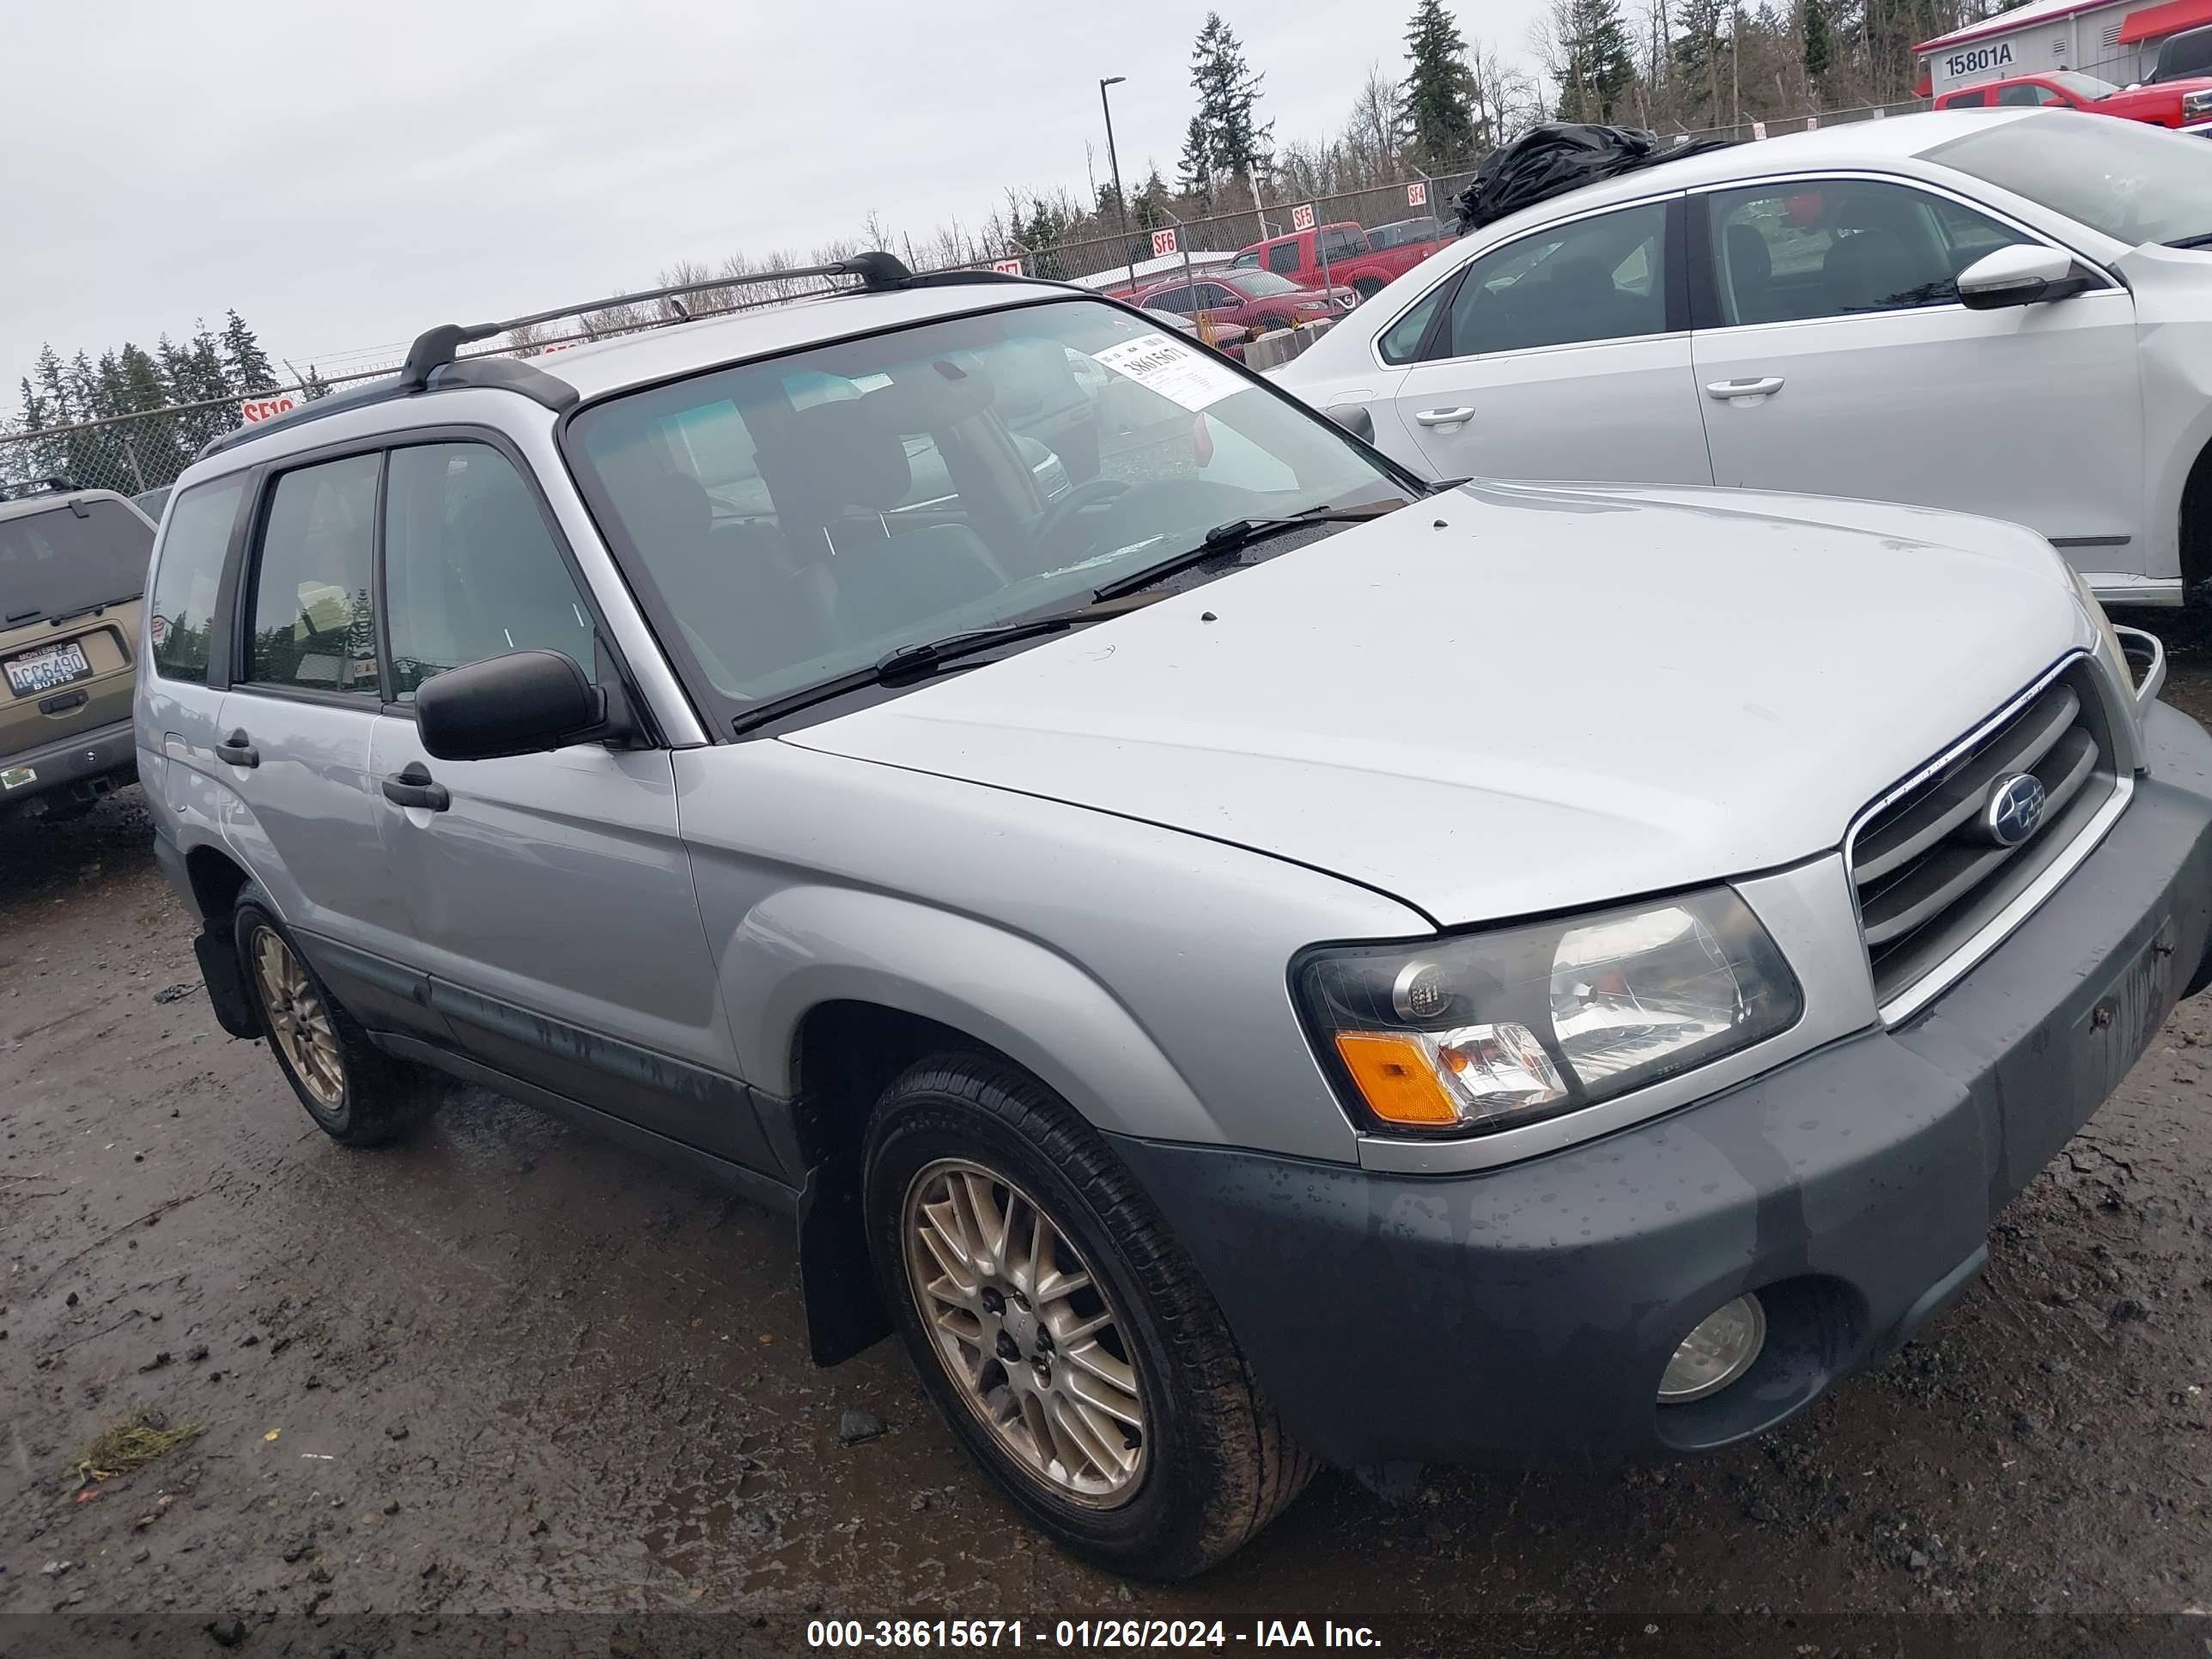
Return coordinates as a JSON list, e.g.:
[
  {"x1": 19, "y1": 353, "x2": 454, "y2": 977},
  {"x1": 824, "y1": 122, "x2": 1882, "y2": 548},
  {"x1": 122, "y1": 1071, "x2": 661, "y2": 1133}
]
[
  {"x1": 249, "y1": 927, "x2": 345, "y2": 1109},
  {"x1": 902, "y1": 1158, "x2": 1146, "y2": 1505}
]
